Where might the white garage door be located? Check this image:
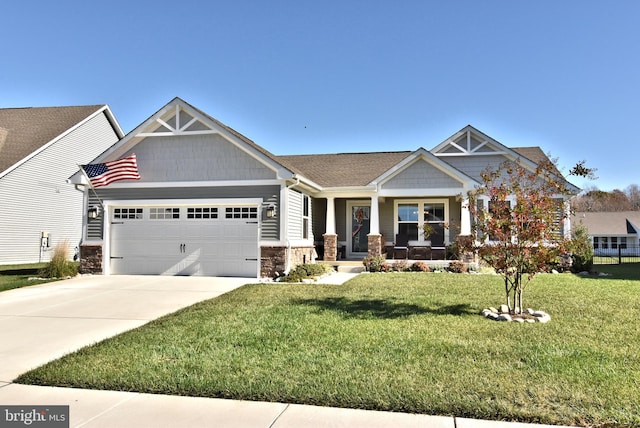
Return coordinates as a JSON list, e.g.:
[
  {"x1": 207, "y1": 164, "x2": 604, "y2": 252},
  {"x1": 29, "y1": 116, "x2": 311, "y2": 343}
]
[{"x1": 109, "y1": 205, "x2": 259, "y2": 277}]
